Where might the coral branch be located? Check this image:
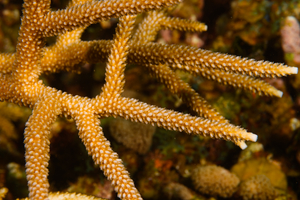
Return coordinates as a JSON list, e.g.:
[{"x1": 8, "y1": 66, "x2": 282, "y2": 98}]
[
  {"x1": 100, "y1": 15, "x2": 136, "y2": 99},
  {"x1": 147, "y1": 64, "x2": 228, "y2": 121},
  {"x1": 24, "y1": 92, "x2": 61, "y2": 200},
  {"x1": 0, "y1": 0, "x2": 296, "y2": 199},
  {"x1": 95, "y1": 96, "x2": 257, "y2": 149},
  {"x1": 41, "y1": 0, "x2": 182, "y2": 37},
  {"x1": 130, "y1": 43, "x2": 298, "y2": 77},
  {"x1": 75, "y1": 112, "x2": 141, "y2": 199}
]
